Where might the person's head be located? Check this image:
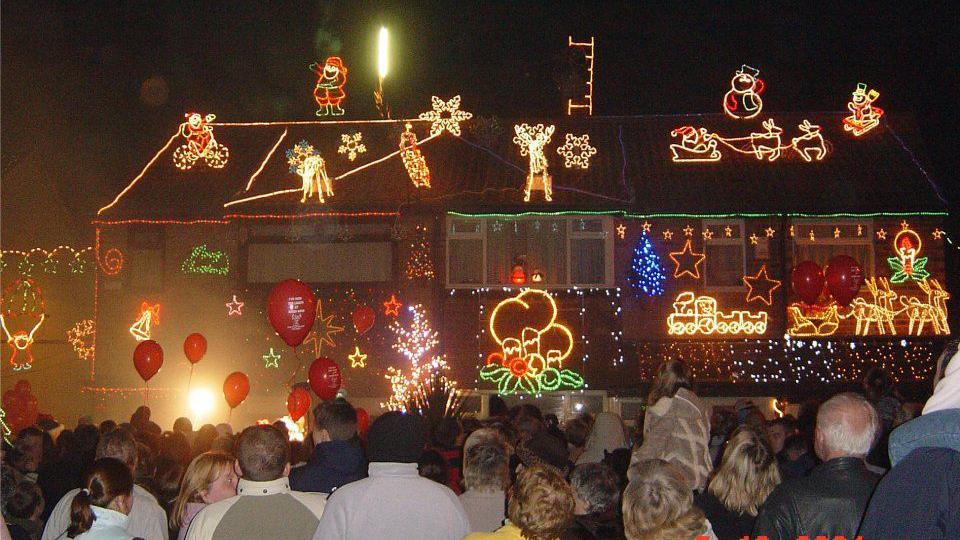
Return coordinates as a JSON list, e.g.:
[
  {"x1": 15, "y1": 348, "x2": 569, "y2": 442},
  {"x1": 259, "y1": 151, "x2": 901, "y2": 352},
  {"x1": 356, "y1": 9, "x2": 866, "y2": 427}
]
[
  {"x1": 782, "y1": 433, "x2": 809, "y2": 461},
  {"x1": 95, "y1": 428, "x2": 138, "y2": 471},
  {"x1": 98, "y1": 420, "x2": 117, "y2": 435},
  {"x1": 236, "y1": 425, "x2": 290, "y2": 482},
  {"x1": 14, "y1": 427, "x2": 44, "y2": 471},
  {"x1": 153, "y1": 457, "x2": 185, "y2": 503},
  {"x1": 623, "y1": 459, "x2": 706, "y2": 540},
  {"x1": 707, "y1": 426, "x2": 781, "y2": 516},
  {"x1": 160, "y1": 431, "x2": 192, "y2": 465},
  {"x1": 170, "y1": 451, "x2": 237, "y2": 530},
  {"x1": 367, "y1": 411, "x2": 426, "y2": 463},
  {"x1": 417, "y1": 449, "x2": 448, "y2": 485},
  {"x1": 862, "y1": 367, "x2": 895, "y2": 401},
  {"x1": 173, "y1": 417, "x2": 193, "y2": 435},
  {"x1": 74, "y1": 424, "x2": 100, "y2": 457},
  {"x1": 647, "y1": 359, "x2": 692, "y2": 405},
  {"x1": 5, "y1": 481, "x2": 44, "y2": 521},
  {"x1": 312, "y1": 398, "x2": 357, "y2": 445},
  {"x1": 488, "y1": 395, "x2": 508, "y2": 418},
  {"x1": 463, "y1": 427, "x2": 511, "y2": 458},
  {"x1": 463, "y1": 441, "x2": 509, "y2": 492},
  {"x1": 514, "y1": 414, "x2": 546, "y2": 445},
  {"x1": 814, "y1": 392, "x2": 878, "y2": 461},
  {"x1": 67, "y1": 458, "x2": 134, "y2": 538},
  {"x1": 570, "y1": 463, "x2": 620, "y2": 516},
  {"x1": 272, "y1": 420, "x2": 290, "y2": 441},
  {"x1": 563, "y1": 417, "x2": 591, "y2": 456},
  {"x1": 765, "y1": 417, "x2": 793, "y2": 455},
  {"x1": 507, "y1": 464, "x2": 575, "y2": 540},
  {"x1": 517, "y1": 431, "x2": 570, "y2": 475},
  {"x1": 130, "y1": 406, "x2": 151, "y2": 428},
  {"x1": 430, "y1": 416, "x2": 463, "y2": 450},
  {"x1": 193, "y1": 424, "x2": 218, "y2": 455}
]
